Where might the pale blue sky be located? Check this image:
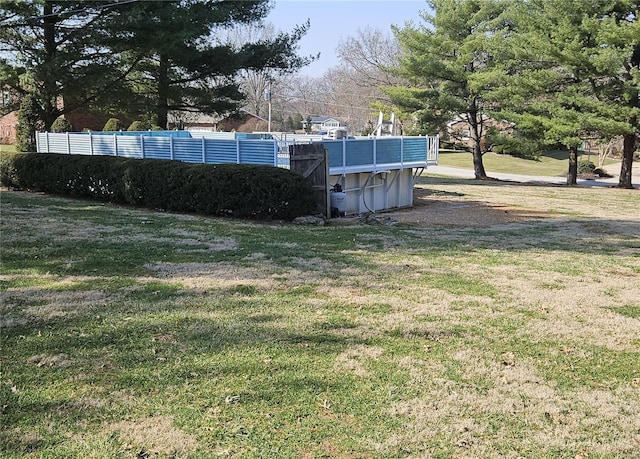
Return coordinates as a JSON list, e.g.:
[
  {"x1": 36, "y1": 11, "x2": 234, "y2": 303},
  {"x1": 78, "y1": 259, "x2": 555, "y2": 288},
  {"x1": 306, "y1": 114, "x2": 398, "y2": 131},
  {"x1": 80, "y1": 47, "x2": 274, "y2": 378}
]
[{"x1": 267, "y1": 0, "x2": 429, "y2": 77}]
